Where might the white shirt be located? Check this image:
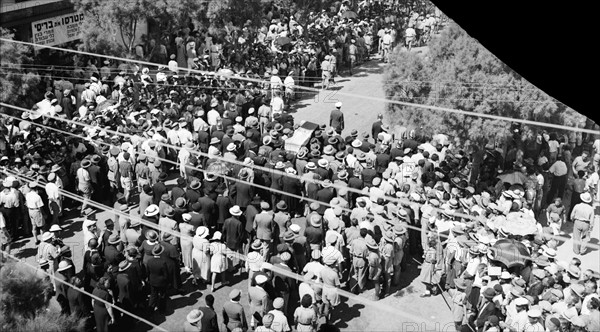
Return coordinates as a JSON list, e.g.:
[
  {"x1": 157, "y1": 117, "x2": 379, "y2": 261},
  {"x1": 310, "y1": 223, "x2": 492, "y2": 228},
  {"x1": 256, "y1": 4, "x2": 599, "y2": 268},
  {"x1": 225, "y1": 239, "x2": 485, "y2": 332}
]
[
  {"x1": 268, "y1": 309, "x2": 290, "y2": 332},
  {"x1": 207, "y1": 109, "x2": 221, "y2": 126},
  {"x1": 405, "y1": 28, "x2": 416, "y2": 39},
  {"x1": 167, "y1": 129, "x2": 181, "y2": 145},
  {"x1": 177, "y1": 128, "x2": 193, "y2": 145},
  {"x1": 270, "y1": 75, "x2": 283, "y2": 90},
  {"x1": 270, "y1": 96, "x2": 284, "y2": 113},
  {"x1": 168, "y1": 60, "x2": 178, "y2": 73},
  {"x1": 45, "y1": 182, "x2": 60, "y2": 201},
  {"x1": 284, "y1": 76, "x2": 294, "y2": 89},
  {"x1": 302, "y1": 261, "x2": 324, "y2": 282},
  {"x1": 382, "y1": 34, "x2": 393, "y2": 44},
  {"x1": 586, "y1": 172, "x2": 599, "y2": 202},
  {"x1": 25, "y1": 191, "x2": 44, "y2": 209}
]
